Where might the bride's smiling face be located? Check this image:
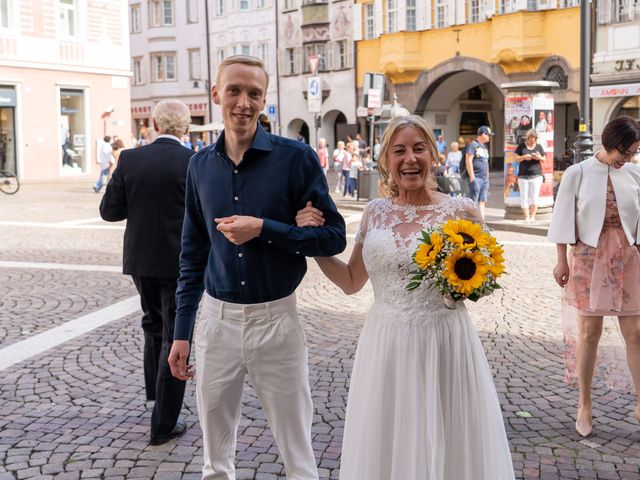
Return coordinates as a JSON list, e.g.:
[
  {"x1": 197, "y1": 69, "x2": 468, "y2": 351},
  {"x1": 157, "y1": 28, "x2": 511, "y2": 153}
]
[{"x1": 388, "y1": 126, "x2": 432, "y2": 194}]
